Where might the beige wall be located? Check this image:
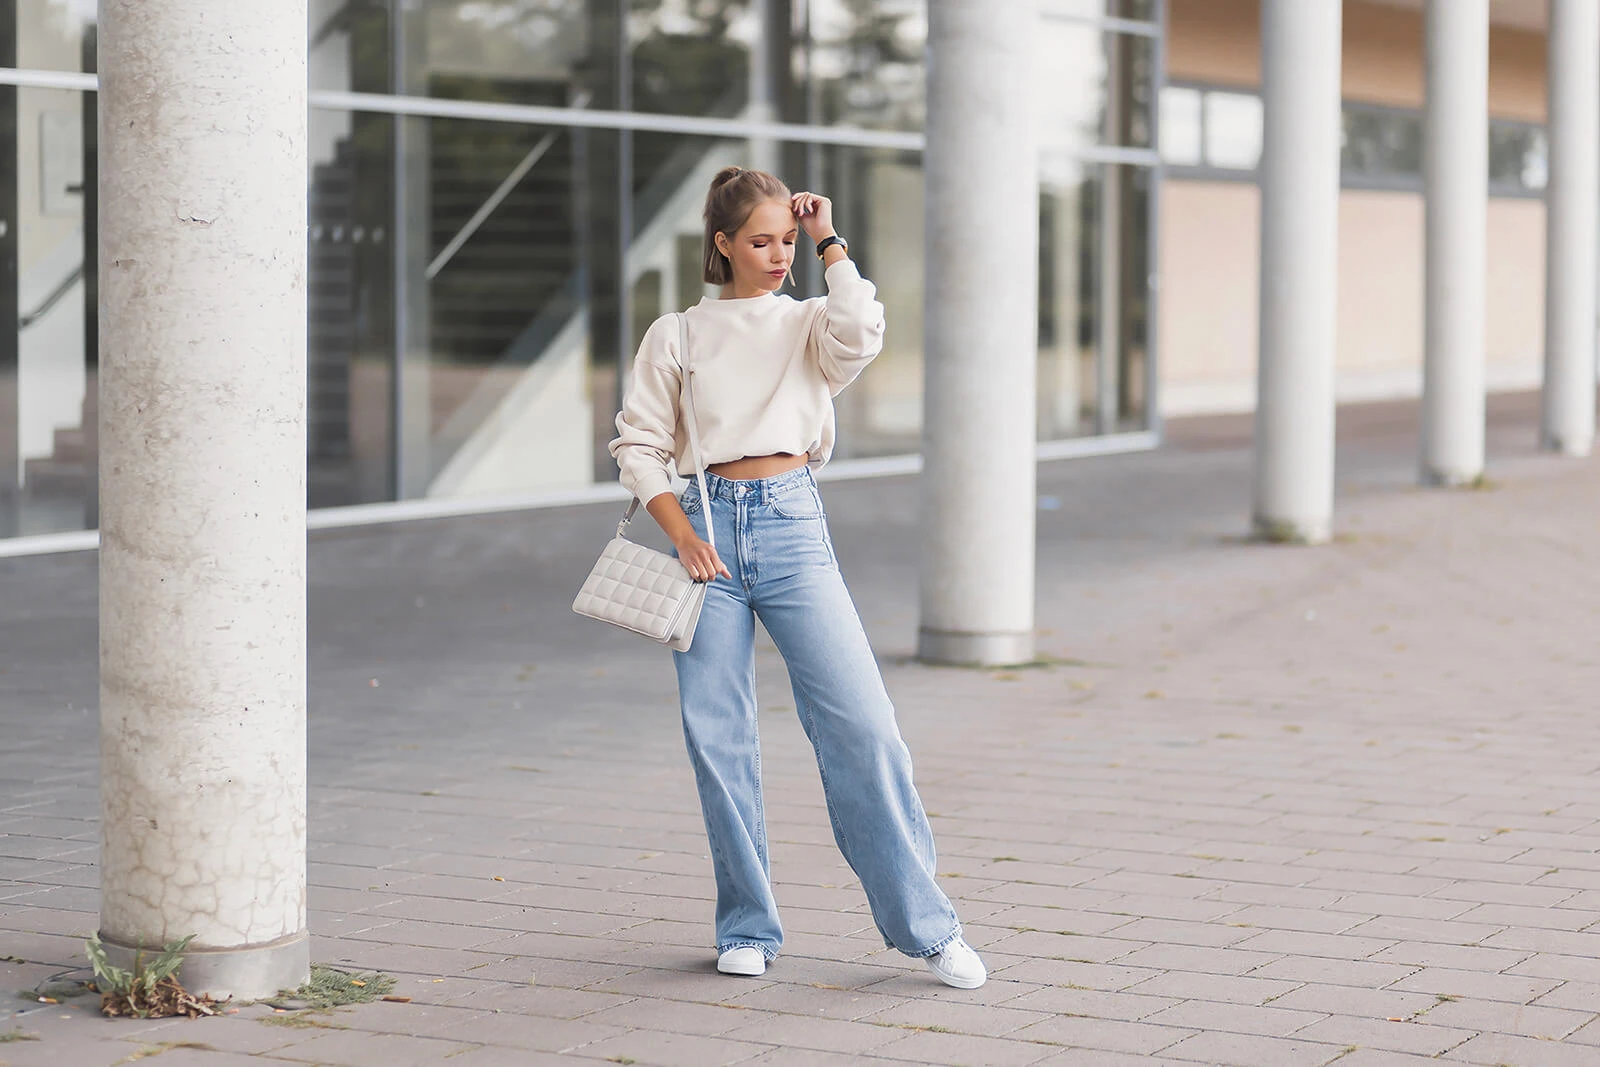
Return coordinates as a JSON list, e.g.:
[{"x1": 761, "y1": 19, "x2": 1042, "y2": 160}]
[
  {"x1": 1168, "y1": 0, "x2": 1546, "y2": 119},
  {"x1": 1160, "y1": 180, "x2": 1546, "y2": 415},
  {"x1": 1159, "y1": 0, "x2": 1549, "y2": 418}
]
